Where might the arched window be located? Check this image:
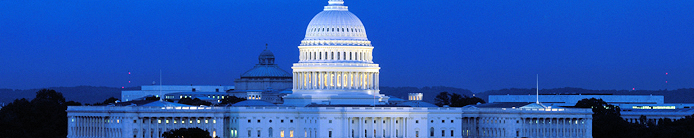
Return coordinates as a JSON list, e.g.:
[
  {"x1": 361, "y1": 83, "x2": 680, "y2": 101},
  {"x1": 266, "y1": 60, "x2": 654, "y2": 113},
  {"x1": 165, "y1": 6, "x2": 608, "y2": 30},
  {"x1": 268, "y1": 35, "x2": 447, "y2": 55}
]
[
  {"x1": 430, "y1": 127, "x2": 435, "y2": 137},
  {"x1": 269, "y1": 127, "x2": 273, "y2": 137}
]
